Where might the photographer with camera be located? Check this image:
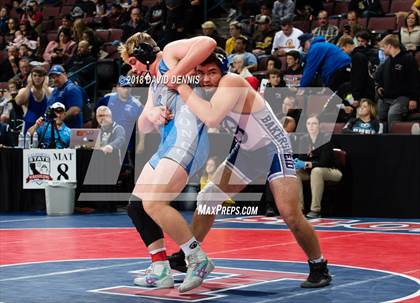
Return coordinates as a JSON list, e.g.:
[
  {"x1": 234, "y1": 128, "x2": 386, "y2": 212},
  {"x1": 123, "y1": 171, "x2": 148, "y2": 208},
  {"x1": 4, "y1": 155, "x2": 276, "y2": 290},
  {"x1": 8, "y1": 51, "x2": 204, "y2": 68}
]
[
  {"x1": 15, "y1": 66, "x2": 51, "y2": 132},
  {"x1": 28, "y1": 102, "x2": 71, "y2": 149},
  {"x1": 20, "y1": 1, "x2": 43, "y2": 34}
]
